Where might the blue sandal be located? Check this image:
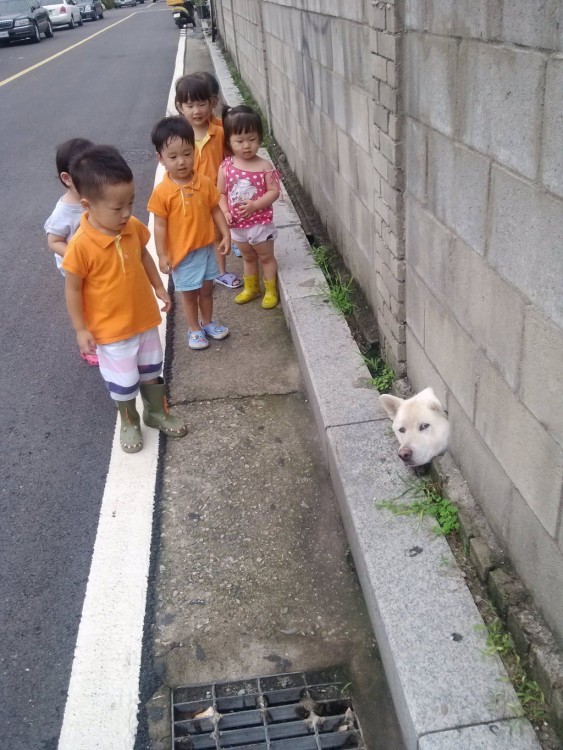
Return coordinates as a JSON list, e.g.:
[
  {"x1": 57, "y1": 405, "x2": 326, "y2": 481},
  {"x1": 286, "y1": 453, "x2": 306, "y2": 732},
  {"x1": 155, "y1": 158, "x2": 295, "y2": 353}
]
[
  {"x1": 188, "y1": 330, "x2": 209, "y2": 350},
  {"x1": 215, "y1": 272, "x2": 242, "y2": 289},
  {"x1": 201, "y1": 321, "x2": 230, "y2": 340}
]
